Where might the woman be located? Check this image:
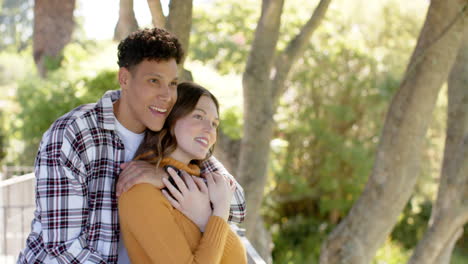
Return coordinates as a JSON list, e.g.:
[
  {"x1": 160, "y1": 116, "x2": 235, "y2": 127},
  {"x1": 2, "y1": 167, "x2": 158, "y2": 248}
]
[{"x1": 118, "y1": 82, "x2": 247, "y2": 264}]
